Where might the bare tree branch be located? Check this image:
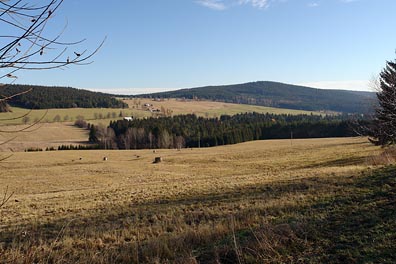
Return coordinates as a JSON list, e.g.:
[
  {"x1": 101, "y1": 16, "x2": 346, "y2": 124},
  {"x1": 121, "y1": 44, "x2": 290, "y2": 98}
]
[
  {"x1": 0, "y1": 0, "x2": 103, "y2": 157},
  {"x1": 0, "y1": 0, "x2": 104, "y2": 79},
  {"x1": 0, "y1": 186, "x2": 14, "y2": 208},
  {"x1": 0, "y1": 108, "x2": 32, "y2": 121},
  {"x1": 0, "y1": 109, "x2": 47, "y2": 132}
]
